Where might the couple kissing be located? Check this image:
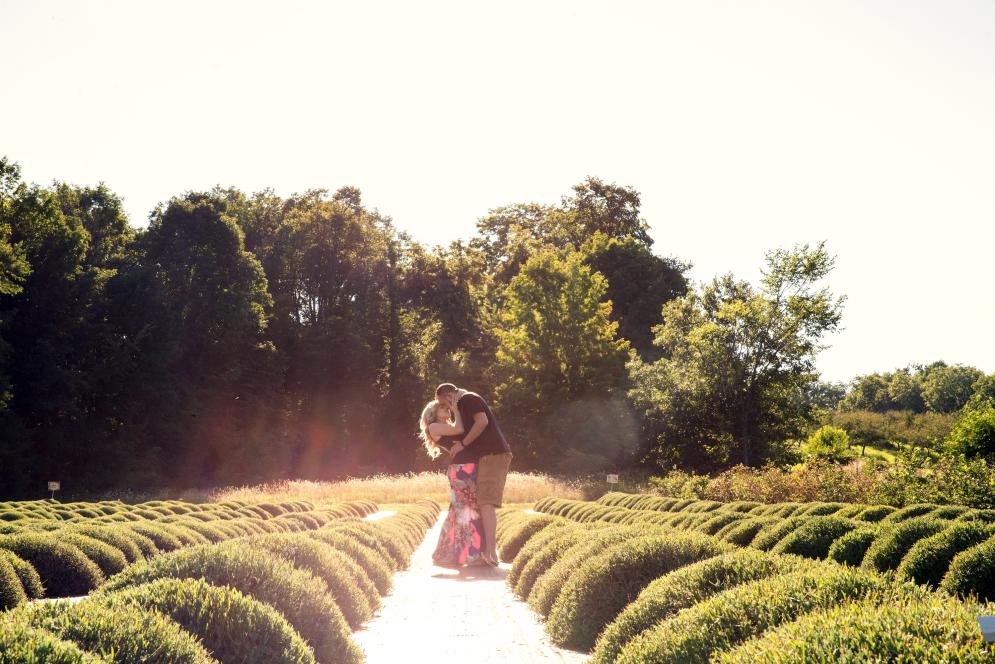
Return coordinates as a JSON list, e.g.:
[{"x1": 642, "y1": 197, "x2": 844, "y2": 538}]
[{"x1": 419, "y1": 383, "x2": 513, "y2": 568}]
